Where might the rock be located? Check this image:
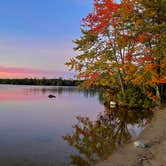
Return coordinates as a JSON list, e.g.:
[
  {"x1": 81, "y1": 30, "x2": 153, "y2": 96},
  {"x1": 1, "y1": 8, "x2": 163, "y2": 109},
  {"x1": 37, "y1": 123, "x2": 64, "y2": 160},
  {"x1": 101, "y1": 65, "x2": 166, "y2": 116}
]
[
  {"x1": 134, "y1": 141, "x2": 147, "y2": 148},
  {"x1": 48, "y1": 94, "x2": 56, "y2": 98},
  {"x1": 110, "y1": 101, "x2": 116, "y2": 108}
]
